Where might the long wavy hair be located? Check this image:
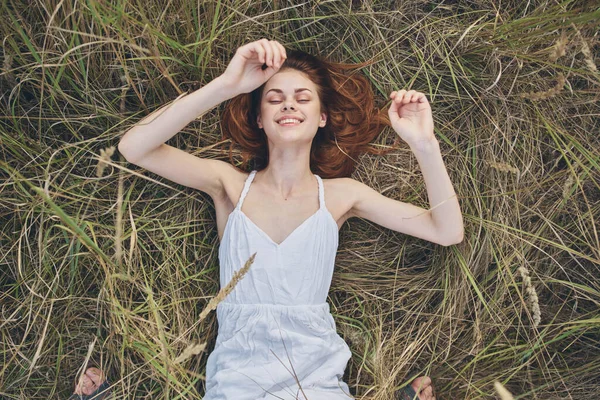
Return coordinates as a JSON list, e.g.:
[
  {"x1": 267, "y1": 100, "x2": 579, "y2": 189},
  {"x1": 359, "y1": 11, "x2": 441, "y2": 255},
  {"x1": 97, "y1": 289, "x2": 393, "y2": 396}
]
[{"x1": 220, "y1": 47, "x2": 398, "y2": 178}]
